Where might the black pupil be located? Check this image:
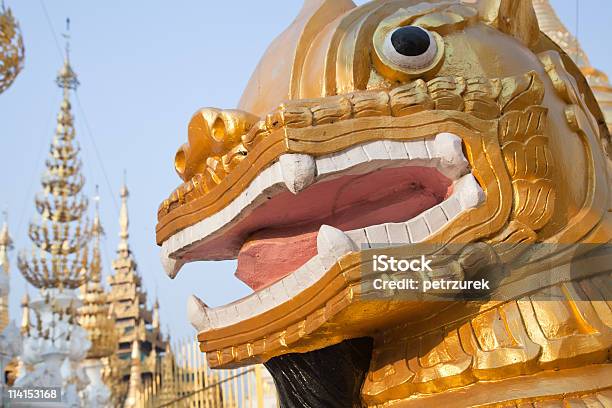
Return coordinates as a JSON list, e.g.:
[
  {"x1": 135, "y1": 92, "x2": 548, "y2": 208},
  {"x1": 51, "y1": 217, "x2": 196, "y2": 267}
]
[{"x1": 390, "y1": 26, "x2": 431, "y2": 57}]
